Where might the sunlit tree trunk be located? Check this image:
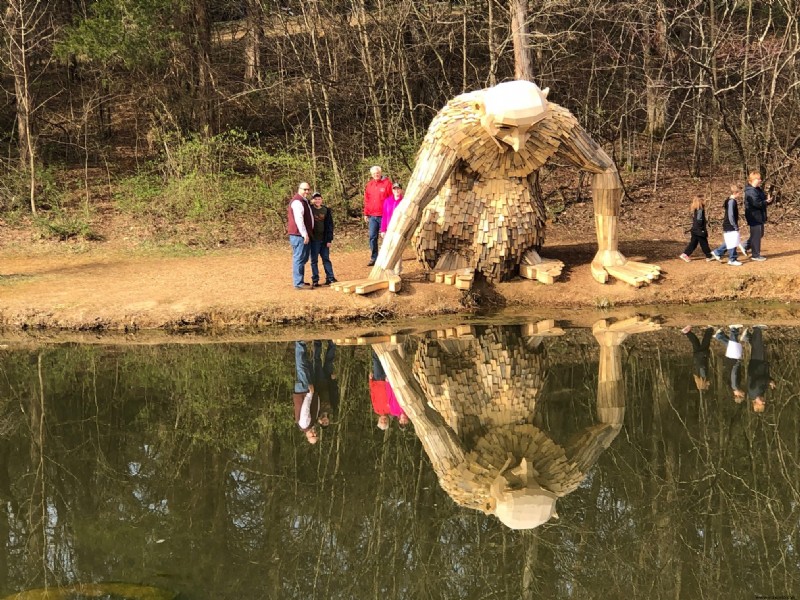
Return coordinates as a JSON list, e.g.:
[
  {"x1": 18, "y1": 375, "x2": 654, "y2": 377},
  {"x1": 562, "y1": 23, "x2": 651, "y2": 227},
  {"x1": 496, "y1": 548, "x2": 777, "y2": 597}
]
[
  {"x1": 244, "y1": 0, "x2": 263, "y2": 84},
  {"x1": 2, "y1": 0, "x2": 44, "y2": 215},
  {"x1": 643, "y1": 2, "x2": 669, "y2": 138},
  {"x1": 510, "y1": 0, "x2": 533, "y2": 81}
]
